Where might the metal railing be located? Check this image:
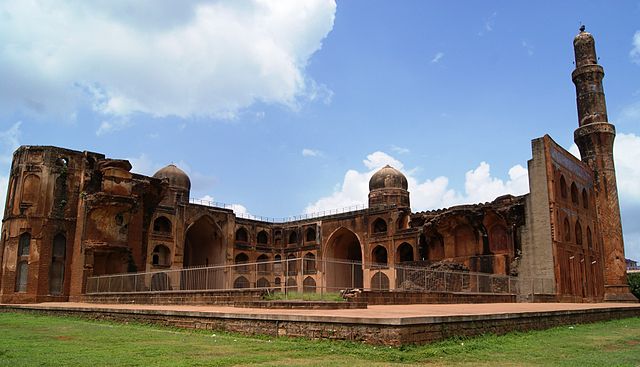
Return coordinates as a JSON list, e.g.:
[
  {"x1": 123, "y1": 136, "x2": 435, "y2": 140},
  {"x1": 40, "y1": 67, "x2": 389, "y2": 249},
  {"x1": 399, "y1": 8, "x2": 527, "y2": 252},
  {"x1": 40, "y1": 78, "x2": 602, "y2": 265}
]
[
  {"x1": 188, "y1": 198, "x2": 371, "y2": 223},
  {"x1": 85, "y1": 257, "x2": 547, "y2": 298}
]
